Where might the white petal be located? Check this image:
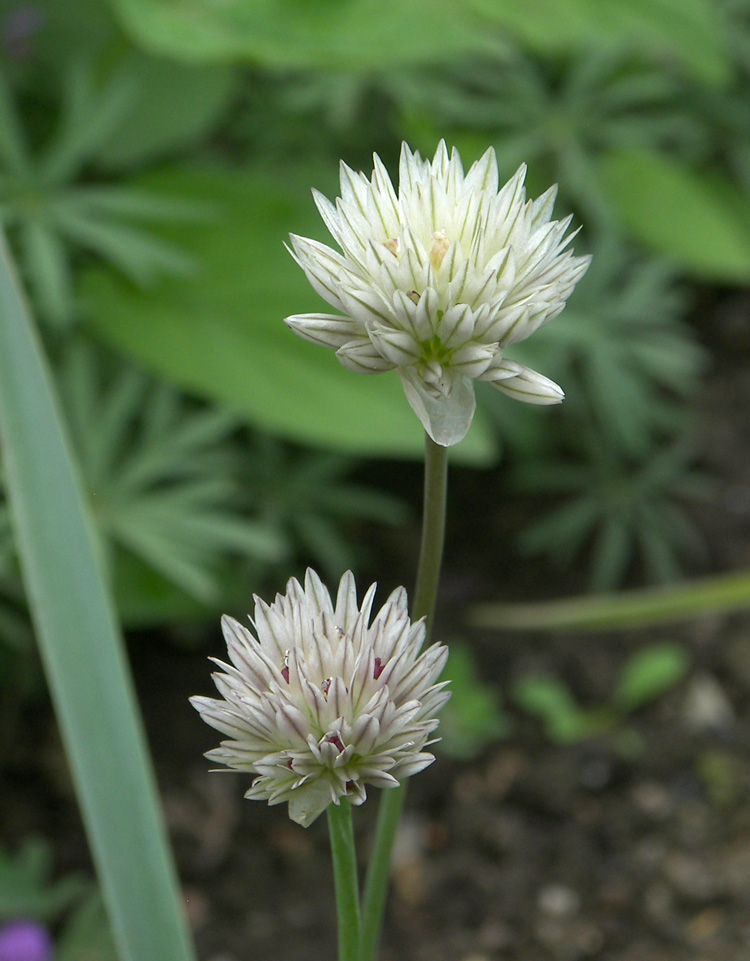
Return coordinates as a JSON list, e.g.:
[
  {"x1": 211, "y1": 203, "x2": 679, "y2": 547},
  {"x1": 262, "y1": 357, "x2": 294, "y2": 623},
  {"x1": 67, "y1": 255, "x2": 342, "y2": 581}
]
[
  {"x1": 463, "y1": 145, "x2": 499, "y2": 195},
  {"x1": 287, "y1": 235, "x2": 346, "y2": 312},
  {"x1": 439, "y1": 303, "x2": 475, "y2": 348},
  {"x1": 285, "y1": 313, "x2": 363, "y2": 350},
  {"x1": 336, "y1": 338, "x2": 395, "y2": 374},
  {"x1": 483, "y1": 359, "x2": 565, "y2": 404},
  {"x1": 370, "y1": 327, "x2": 421, "y2": 366},
  {"x1": 334, "y1": 570, "x2": 359, "y2": 627},
  {"x1": 449, "y1": 342, "x2": 496, "y2": 378}
]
